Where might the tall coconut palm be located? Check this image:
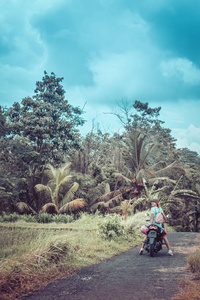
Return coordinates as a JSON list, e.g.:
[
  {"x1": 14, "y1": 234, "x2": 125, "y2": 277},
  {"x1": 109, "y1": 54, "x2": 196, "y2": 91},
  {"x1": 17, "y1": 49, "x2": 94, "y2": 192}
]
[
  {"x1": 88, "y1": 129, "x2": 185, "y2": 215},
  {"x1": 120, "y1": 123, "x2": 187, "y2": 189},
  {"x1": 123, "y1": 129, "x2": 157, "y2": 183}
]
